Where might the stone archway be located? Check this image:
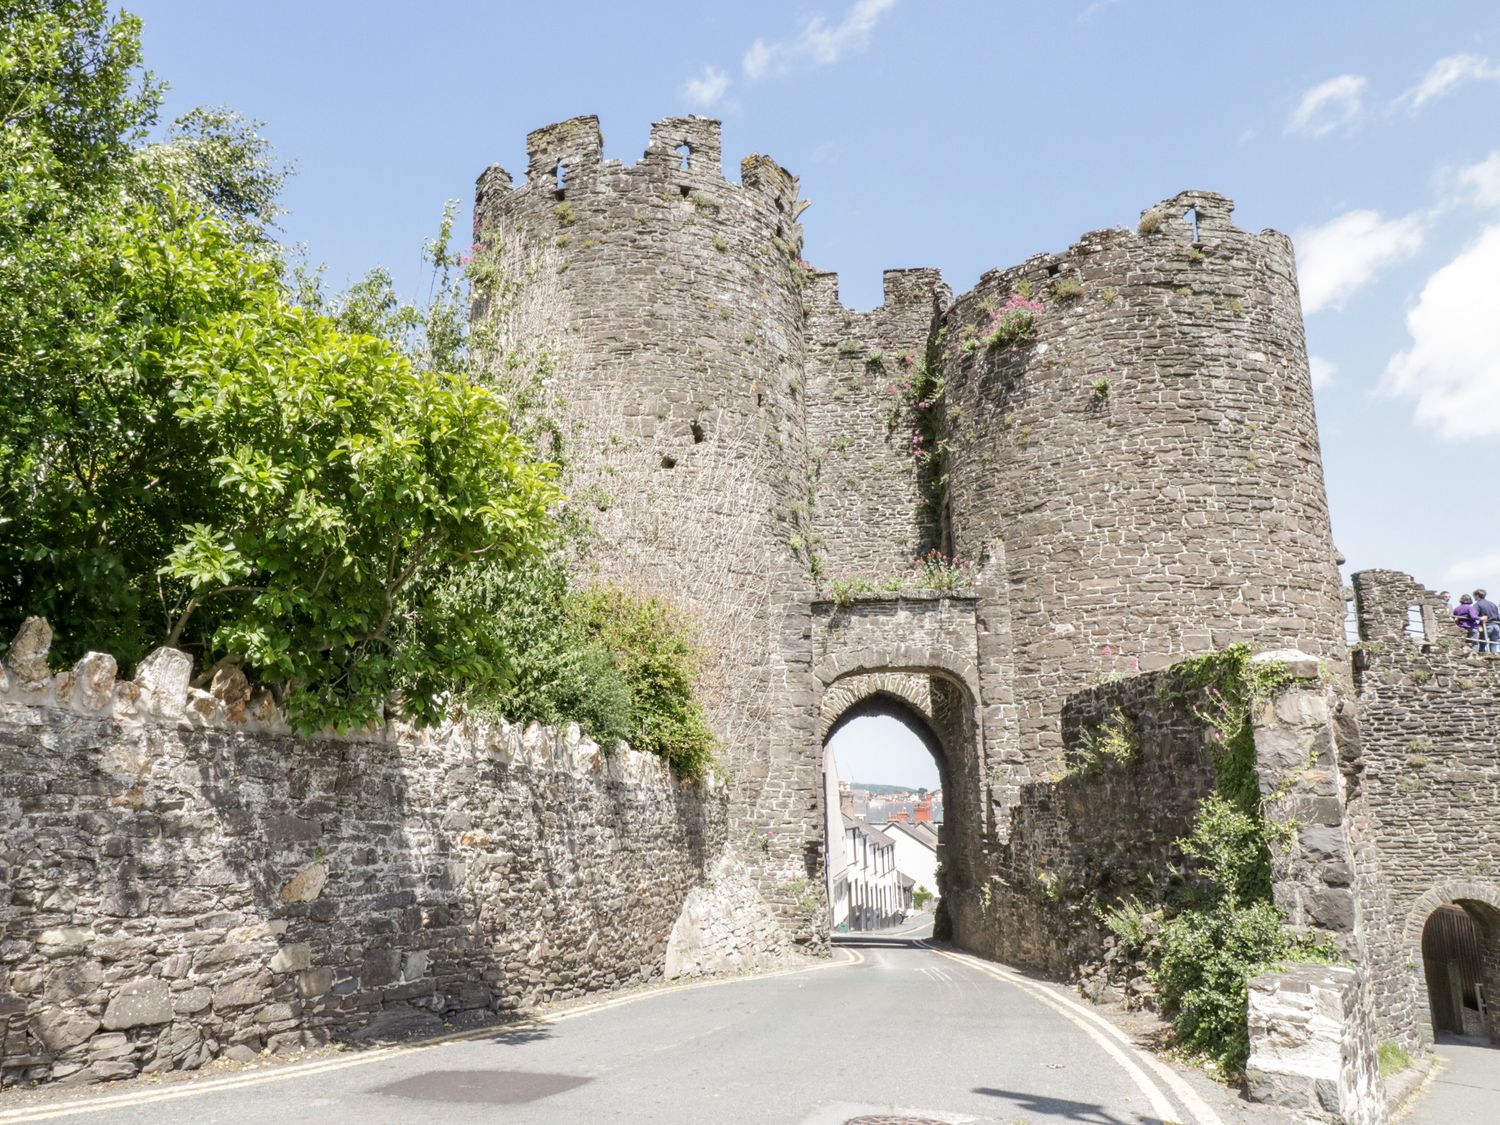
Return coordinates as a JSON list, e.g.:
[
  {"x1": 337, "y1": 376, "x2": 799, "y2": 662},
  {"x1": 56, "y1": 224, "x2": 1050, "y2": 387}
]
[
  {"x1": 1405, "y1": 880, "x2": 1500, "y2": 1044},
  {"x1": 815, "y1": 659, "x2": 985, "y2": 942}
]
